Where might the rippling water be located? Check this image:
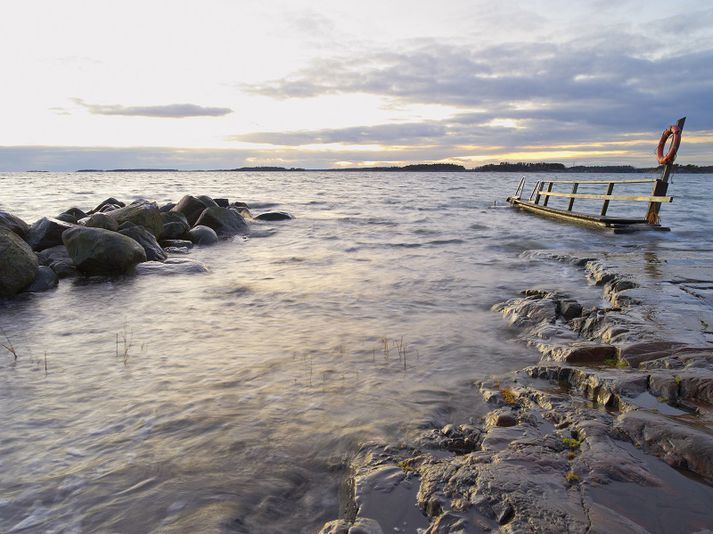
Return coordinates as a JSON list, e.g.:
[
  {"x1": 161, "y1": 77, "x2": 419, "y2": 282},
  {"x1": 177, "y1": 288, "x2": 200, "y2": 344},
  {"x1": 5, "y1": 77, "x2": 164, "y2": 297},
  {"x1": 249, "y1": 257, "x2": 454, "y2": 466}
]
[{"x1": 1, "y1": 171, "x2": 711, "y2": 532}]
